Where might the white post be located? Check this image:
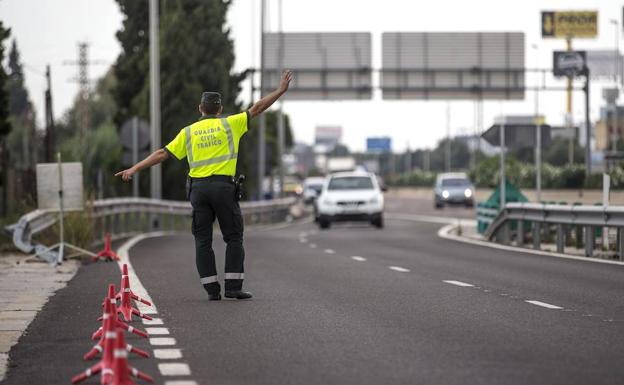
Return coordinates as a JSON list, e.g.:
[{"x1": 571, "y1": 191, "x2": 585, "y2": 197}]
[
  {"x1": 257, "y1": 0, "x2": 266, "y2": 200},
  {"x1": 57, "y1": 152, "x2": 65, "y2": 264},
  {"x1": 603, "y1": 173, "x2": 611, "y2": 250},
  {"x1": 132, "y1": 117, "x2": 139, "y2": 197}
]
